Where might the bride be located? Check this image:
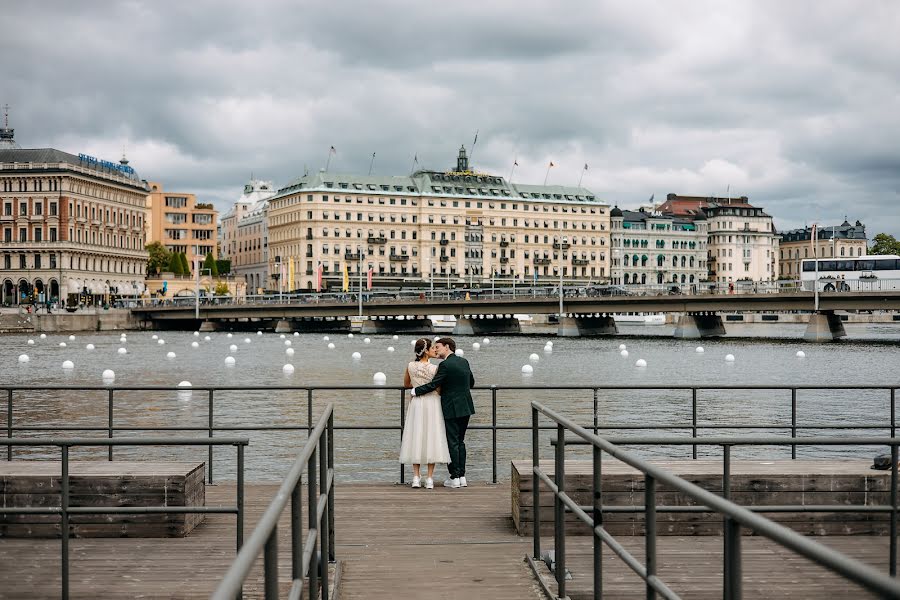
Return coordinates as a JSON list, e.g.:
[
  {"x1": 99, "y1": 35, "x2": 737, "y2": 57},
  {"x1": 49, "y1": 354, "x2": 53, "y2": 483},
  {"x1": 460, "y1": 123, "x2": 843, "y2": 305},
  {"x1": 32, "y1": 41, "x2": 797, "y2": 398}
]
[{"x1": 400, "y1": 338, "x2": 451, "y2": 489}]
